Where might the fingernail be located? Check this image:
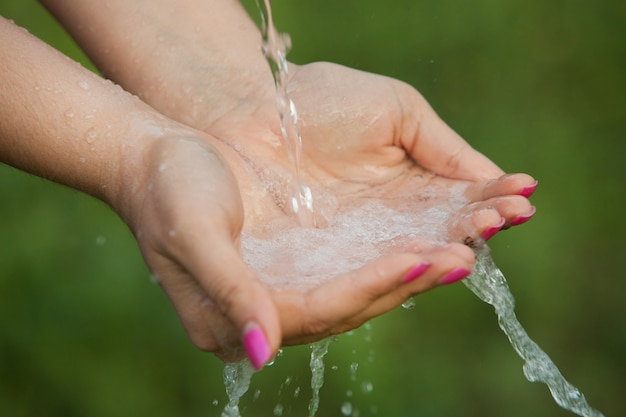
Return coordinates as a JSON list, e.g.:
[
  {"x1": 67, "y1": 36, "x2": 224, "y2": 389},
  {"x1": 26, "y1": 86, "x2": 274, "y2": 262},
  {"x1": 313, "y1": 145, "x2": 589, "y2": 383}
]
[
  {"x1": 439, "y1": 268, "x2": 472, "y2": 286},
  {"x1": 403, "y1": 263, "x2": 432, "y2": 283},
  {"x1": 519, "y1": 181, "x2": 538, "y2": 198},
  {"x1": 242, "y1": 323, "x2": 271, "y2": 371},
  {"x1": 481, "y1": 218, "x2": 505, "y2": 241},
  {"x1": 510, "y1": 206, "x2": 537, "y2": 226}
]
